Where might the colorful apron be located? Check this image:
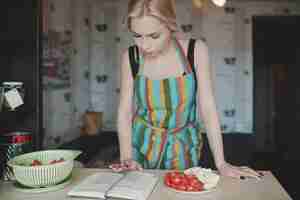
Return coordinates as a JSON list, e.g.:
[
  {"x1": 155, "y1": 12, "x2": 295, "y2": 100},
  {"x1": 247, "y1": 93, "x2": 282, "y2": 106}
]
[{"x1": 131, "y1": 39, "x2": 203, "y2": 170}]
